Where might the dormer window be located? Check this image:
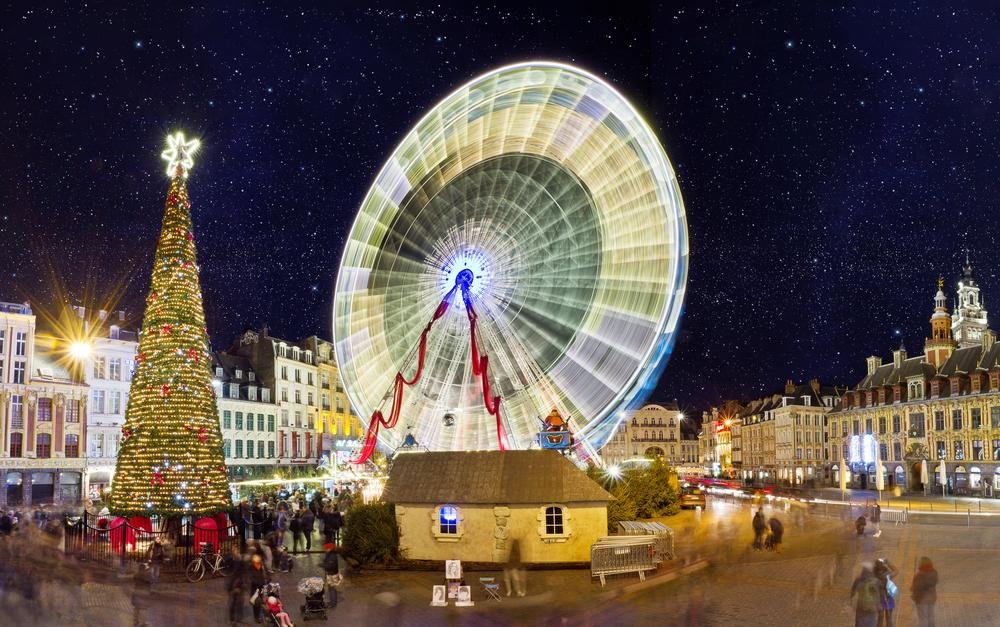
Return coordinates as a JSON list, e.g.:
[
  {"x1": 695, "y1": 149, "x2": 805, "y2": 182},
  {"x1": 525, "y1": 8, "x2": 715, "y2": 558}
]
[
  {"x1": 248, "y1": 371, "x2": 255, "y2": 382},
  {"x1": 215, "y1": 367, "x2": 223, "y2": 378},
  {"x1": 235, "y1": 369, "x2": 243, "y2": 379}
]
